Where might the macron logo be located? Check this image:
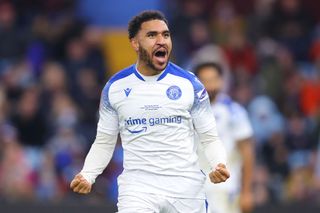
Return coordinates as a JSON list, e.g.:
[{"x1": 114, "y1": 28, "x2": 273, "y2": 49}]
[{"x1": 124, "y1": 88, "x2": 132, "y2": 97}]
